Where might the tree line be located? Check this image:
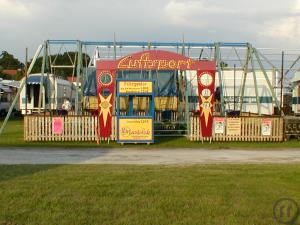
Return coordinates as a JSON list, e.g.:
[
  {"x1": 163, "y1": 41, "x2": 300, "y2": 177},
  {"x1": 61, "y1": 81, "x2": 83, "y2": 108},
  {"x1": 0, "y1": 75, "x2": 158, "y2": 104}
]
[{"x1": 0, "y1": 51, "x2": 90, "y2": 80}]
